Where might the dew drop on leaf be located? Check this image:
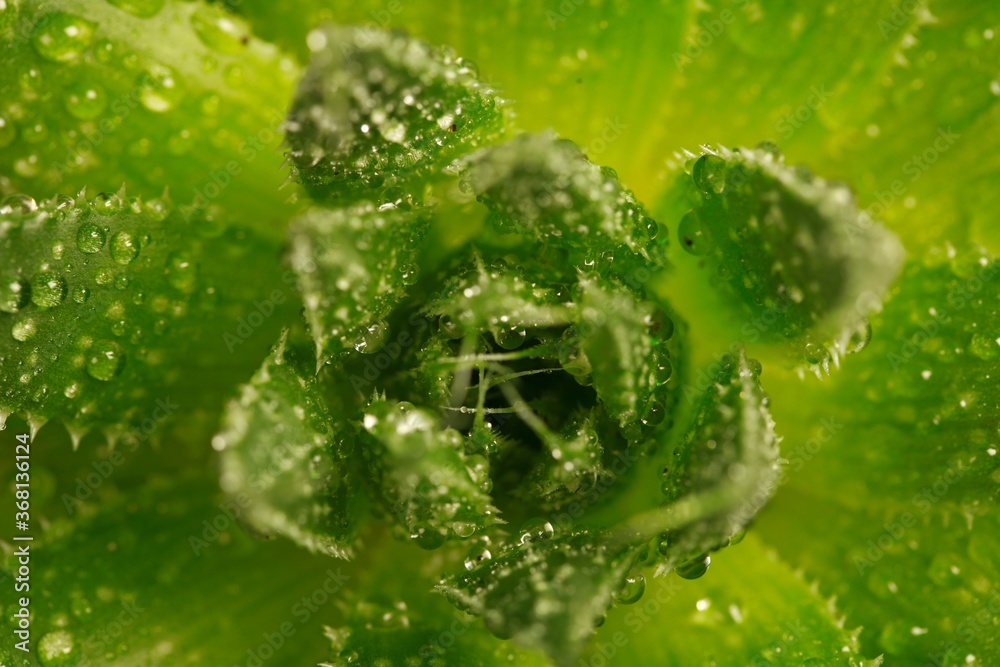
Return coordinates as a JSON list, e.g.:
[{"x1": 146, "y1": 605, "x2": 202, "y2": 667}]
[
  {"x1": 1, "y1": 194, "x2": 38, "y2": 215},
  {"x1": 37, "y1": 629, "x2": 76, "y2": 666},
  {"x1": 0, "y1": 278, "x2": 31, "y2": 313},
  {"x1": 109, "y1": 231, "x2": 140, "y2": 264},
  {"x1": 676, "y1": 553, "x2": 711, "y2": 580},
  {"x1": 106, "y1": 0, "x2": 165, "y2": 18},
  {"x1": 678, "y1": 209, "x2": 710, "y2": 256},
  {"x1": 76, "y1": 222, "x2": 107, "y2": 254},
  {"x1": 12, "y1": 318, "x2": 37, "y2": 342},
  {"x1": 692, "y1": 153, "x2": 727, "y2": 196},
  {"x1": 86, "y1": 340, "x2": 124, "y2": 381},
  {"x1": 139, "y1": 64, "x2": 184, "y2": 112},
  {"x1": 30, "y1": 272, "x2": 68, "y2": 308},
  {"x1": 65, "y1": 82, "x2": 108, "y2": 120},
  {"x1": 615, "y1": 570, "x2": 646, "y2": 605},
  {"x1": 31, "y1": 13, "x2": 94, "y2": 63}
]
